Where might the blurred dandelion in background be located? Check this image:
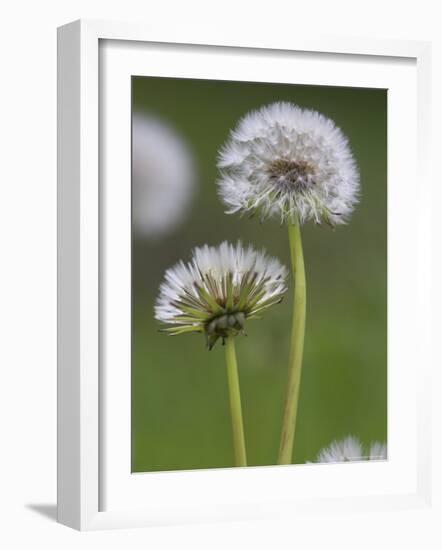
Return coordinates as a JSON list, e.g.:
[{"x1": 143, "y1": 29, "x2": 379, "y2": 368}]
[{"x1": 132, "y1": 112, "x2": 196, "y2": 238}]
